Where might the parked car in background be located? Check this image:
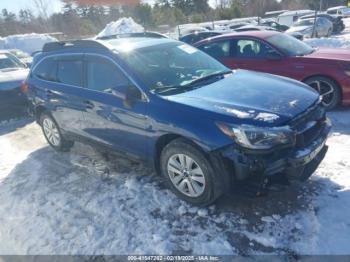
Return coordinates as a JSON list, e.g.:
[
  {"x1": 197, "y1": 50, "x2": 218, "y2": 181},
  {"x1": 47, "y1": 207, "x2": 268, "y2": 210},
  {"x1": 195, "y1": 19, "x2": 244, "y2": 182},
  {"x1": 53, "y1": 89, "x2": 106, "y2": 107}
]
[
  {"x1": 277, "y1": 10, "x2": 315, "y2": 27},
  {"x1": 179, "y1": 31, "x2": 222, "y2": 45},
  {"x1": 286, "y1": 17, "x2": 333, "y2": 38},
  {"x1": 195, "y1": 31, "x2": 350, "y2": 110},
  {"x1": 235, "y1": 25, "x2": 277, "y2": 32},
  {"x1": 96, "y1": 31, "x2": 168, "y2": 40},
  {"x1": 227, "y1": 22, "x2": 251, "y2": 30},
  {"x1": 179, "y1": 26, "x2": 208, "y2": 36},
  {"x1": 234, "y1": 25, "x2": 302, "y2": 40},
  {"x1": 0, "y1": 50, "x2": 29, "y2": 120},
  {"x1": 299, "y1": 13, "x2": 345, "y2": 33},
  {"x1": 27, "y1": 38, "x2": 330, "y2": 206},
  {"x1": 326, "y1": 6, "x2": 350, "y2": 18},
  {"x1": 8, "y1": 49, "x2": 33, "y2": 67},
  {"x1": 259, "y1": 20, "x2": 290, "y2": 32}
]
